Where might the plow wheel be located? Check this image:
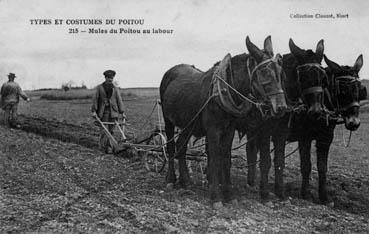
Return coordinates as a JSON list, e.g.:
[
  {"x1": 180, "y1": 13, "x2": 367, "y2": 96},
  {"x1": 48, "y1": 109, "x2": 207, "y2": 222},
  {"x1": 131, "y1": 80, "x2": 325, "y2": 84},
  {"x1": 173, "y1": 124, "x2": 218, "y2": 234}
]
[{"x1": 143, "y1": 132, "x2": 168, "y2": 173}]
